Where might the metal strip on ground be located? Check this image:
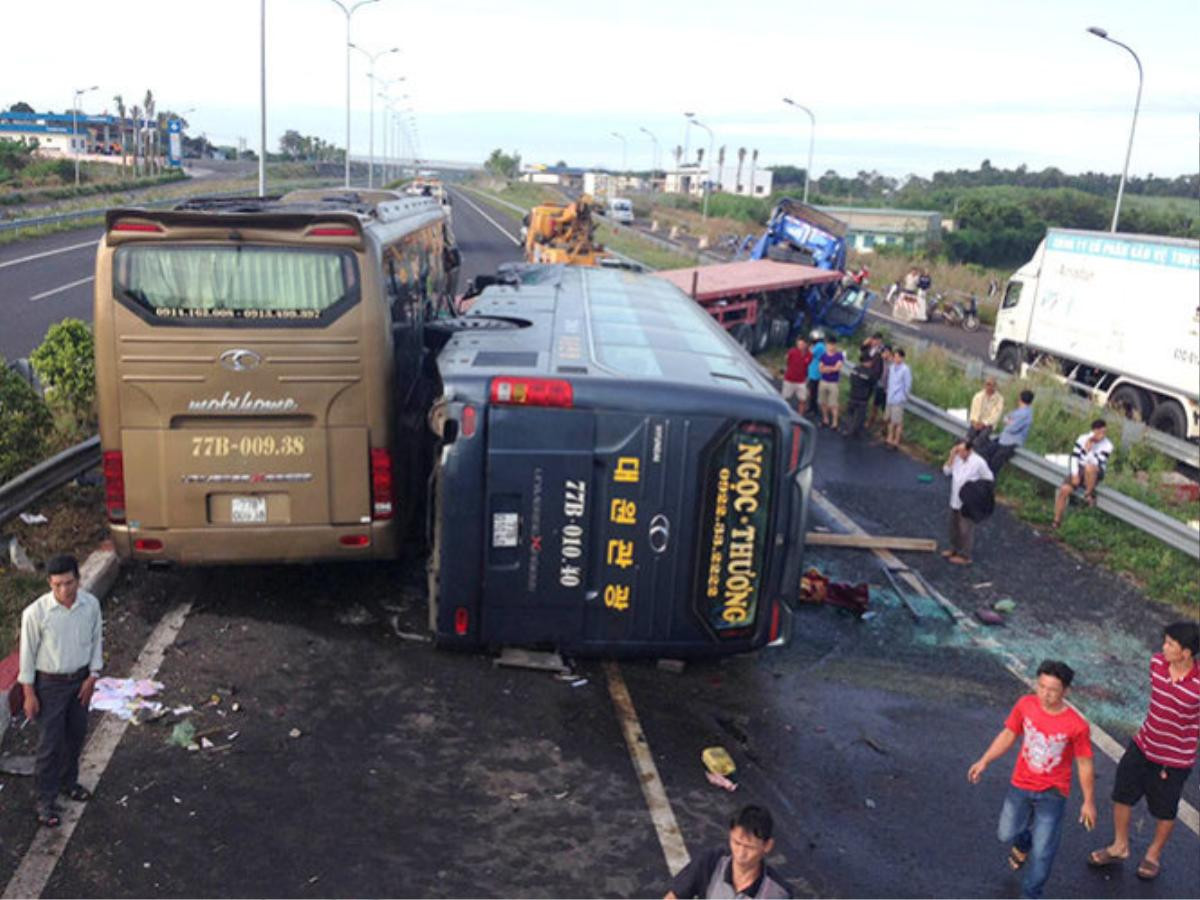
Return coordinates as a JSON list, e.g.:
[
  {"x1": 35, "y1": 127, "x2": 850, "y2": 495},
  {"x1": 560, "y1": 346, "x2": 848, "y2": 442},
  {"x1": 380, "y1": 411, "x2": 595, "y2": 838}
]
[
  {"x1": 3, "y1": 601, "x2": 194, "y2": 900},
  {"x1": 809, "y1": 488, "x2": 1199, "y2": 836},
  {"x1": 603, "y1": 661, "x2": 691, "y2": 875}
]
